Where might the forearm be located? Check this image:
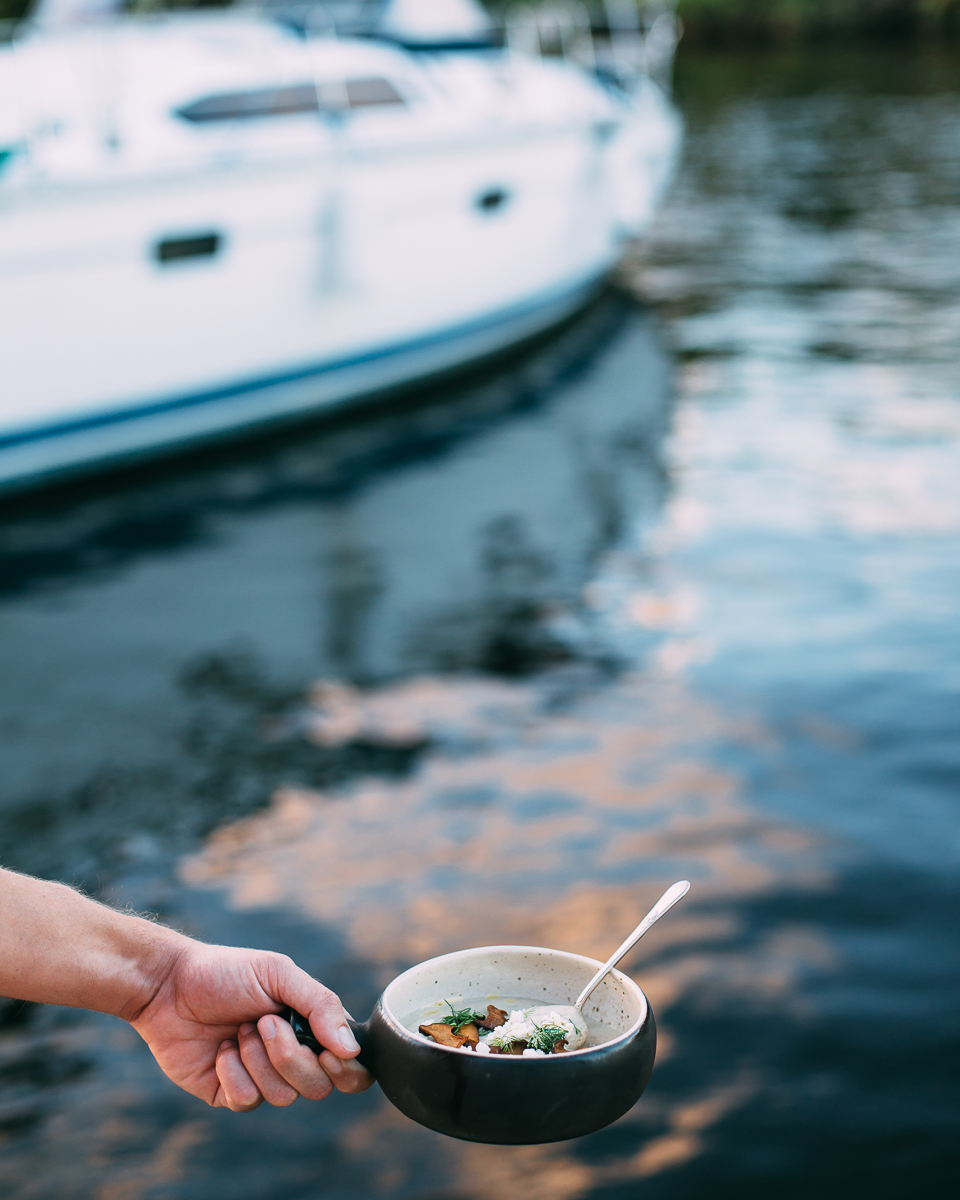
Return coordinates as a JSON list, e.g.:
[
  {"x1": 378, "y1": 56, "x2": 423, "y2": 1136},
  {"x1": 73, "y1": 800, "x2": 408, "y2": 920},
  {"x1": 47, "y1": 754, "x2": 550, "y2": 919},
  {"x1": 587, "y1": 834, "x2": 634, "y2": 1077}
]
[
  {"x1": 0, "y1": 868, "x2": 372, "y2": 1109},
  {"x1": 0, "y1": 868, "x2": 186, "y2": 1021}
]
